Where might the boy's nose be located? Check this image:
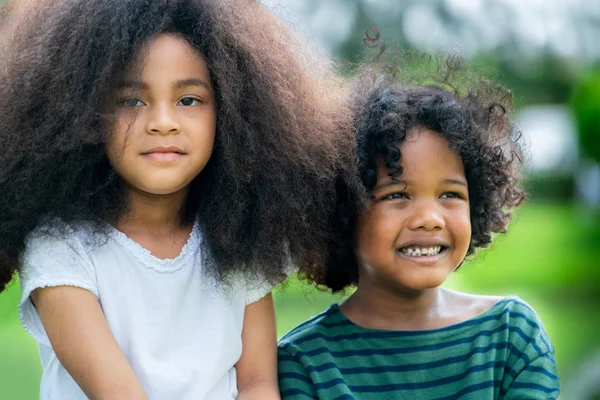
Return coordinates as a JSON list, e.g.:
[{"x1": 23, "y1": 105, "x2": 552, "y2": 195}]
[
  {"x1": 146, "y1": 104, "x2": 181, "y2": 135},
  {"x1": 406, "y1": 201, "x2": 445, "y2": 231}
]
